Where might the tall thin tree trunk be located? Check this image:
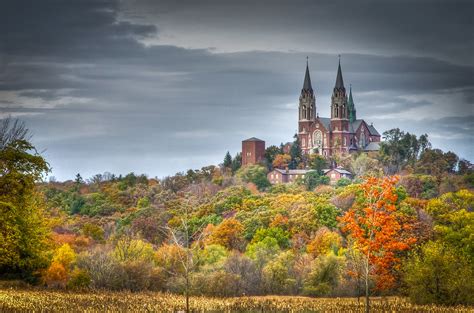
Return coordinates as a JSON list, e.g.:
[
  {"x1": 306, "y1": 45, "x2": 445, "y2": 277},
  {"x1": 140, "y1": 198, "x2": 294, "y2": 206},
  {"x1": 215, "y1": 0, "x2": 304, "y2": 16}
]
[{"x1": 365, "y1": 254, "x2": 370, "y2": 313}]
